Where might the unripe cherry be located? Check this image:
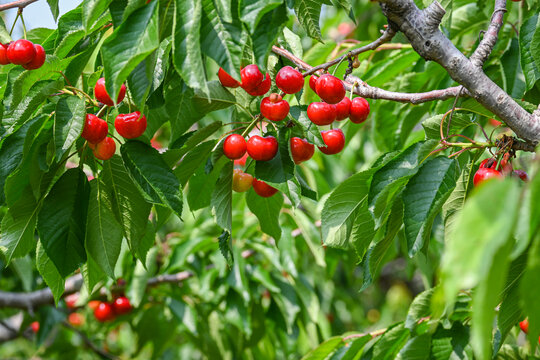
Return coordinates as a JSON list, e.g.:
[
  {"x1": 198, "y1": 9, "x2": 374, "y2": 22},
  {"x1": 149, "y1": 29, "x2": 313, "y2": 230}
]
[{"x1": 232, "y1": 169, "x2": 254, "y2": 192}]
